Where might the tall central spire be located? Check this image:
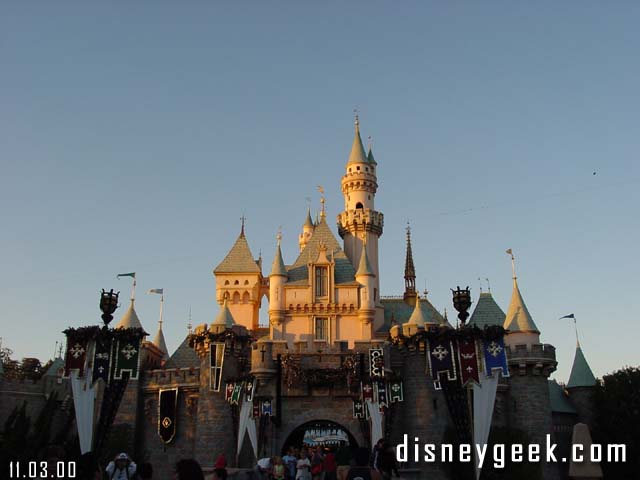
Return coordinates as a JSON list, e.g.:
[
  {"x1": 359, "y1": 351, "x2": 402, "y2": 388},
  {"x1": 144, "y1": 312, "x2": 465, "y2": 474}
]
[{"x1": 404, "y1": 223, "x2": 417, "y2": 304}]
